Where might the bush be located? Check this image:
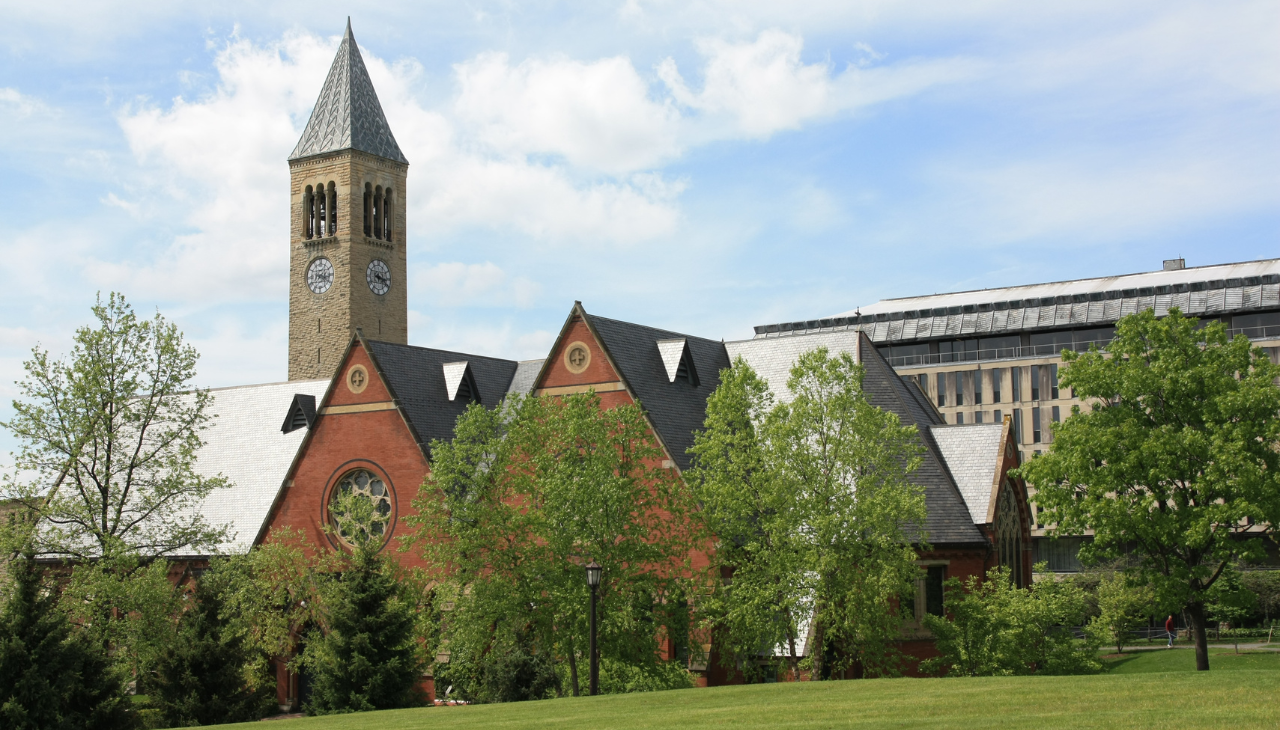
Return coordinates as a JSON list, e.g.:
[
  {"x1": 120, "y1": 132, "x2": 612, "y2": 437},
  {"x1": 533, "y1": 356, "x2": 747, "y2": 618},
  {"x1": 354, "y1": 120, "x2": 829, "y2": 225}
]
[
  {"x1": 301, "y1": 538, "x2": 425, "y2": 715},
  {"x1": 0, "y1": 549, "x2": 134, "y2": 730},
  {"x1": 149, "y1": 579, "x2": 276, "y2": 726},
  {"x1": 436, "y1": 630, "x2": 559, "y2": 704},
  {"x1": 922, "y1": 566, "x2": 1100, "y2": 677},
  {"x1": 597, "y1": 657, "x2": 695, "y2": 694}
]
